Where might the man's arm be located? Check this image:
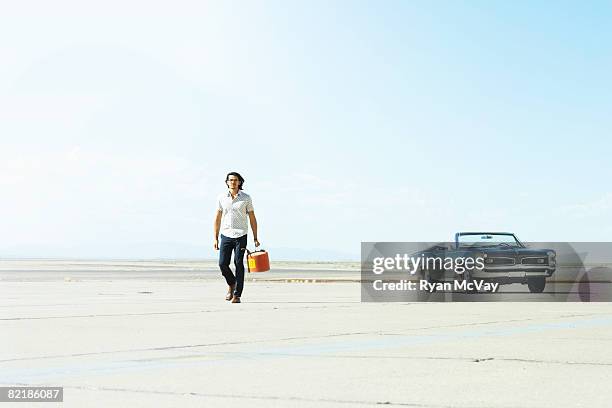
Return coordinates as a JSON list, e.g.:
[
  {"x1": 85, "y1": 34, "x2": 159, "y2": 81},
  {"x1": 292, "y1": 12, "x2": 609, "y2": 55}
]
[
  {"x1": 213, "y1": 210, "x2": 222, "y2": 250},
  {"x1": 248, "y1": 211, "x2": 260, "y2": 247}
]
